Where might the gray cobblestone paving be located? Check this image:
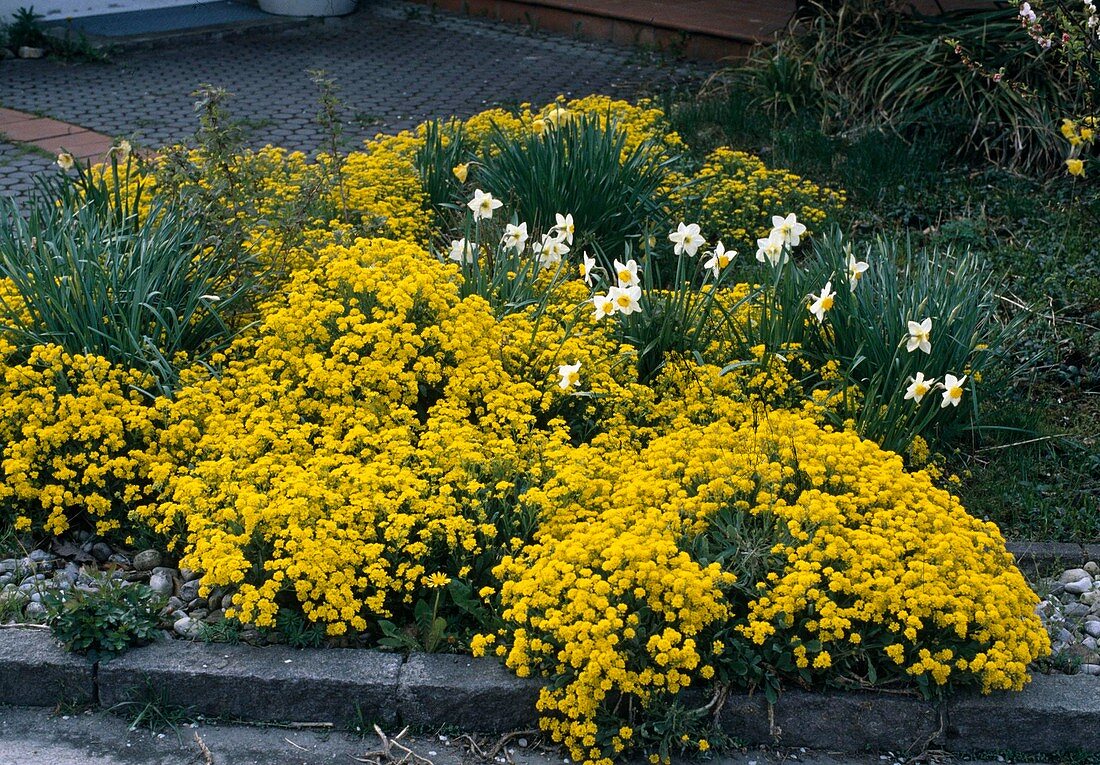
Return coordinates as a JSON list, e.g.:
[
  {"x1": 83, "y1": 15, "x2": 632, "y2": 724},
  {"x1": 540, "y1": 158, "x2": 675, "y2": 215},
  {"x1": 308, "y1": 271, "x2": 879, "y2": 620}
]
[
  {"x1": 0, "y1": 141, "x2": 57, "y2": 201},
  {"x1": 0, "y1": 2, "x2": 702, "y2": 189}
]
